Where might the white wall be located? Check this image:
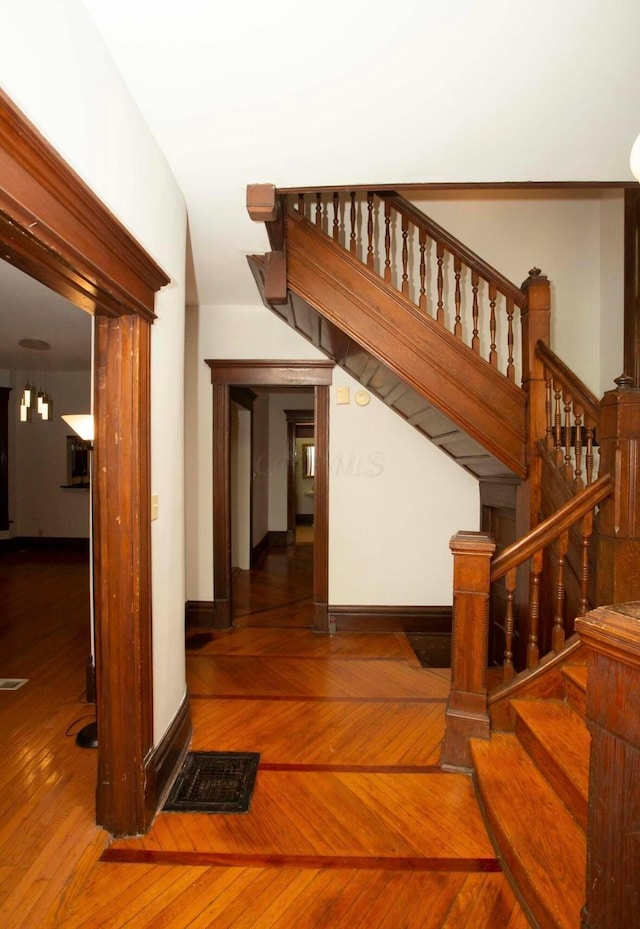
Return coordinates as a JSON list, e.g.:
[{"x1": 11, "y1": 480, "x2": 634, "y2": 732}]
[
  {"x1": 252, "y1": 391, "x2": 270, "y2": 548},
  {"x1": 1, "y1": 0, "x2": 187, "y2": 744}
]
